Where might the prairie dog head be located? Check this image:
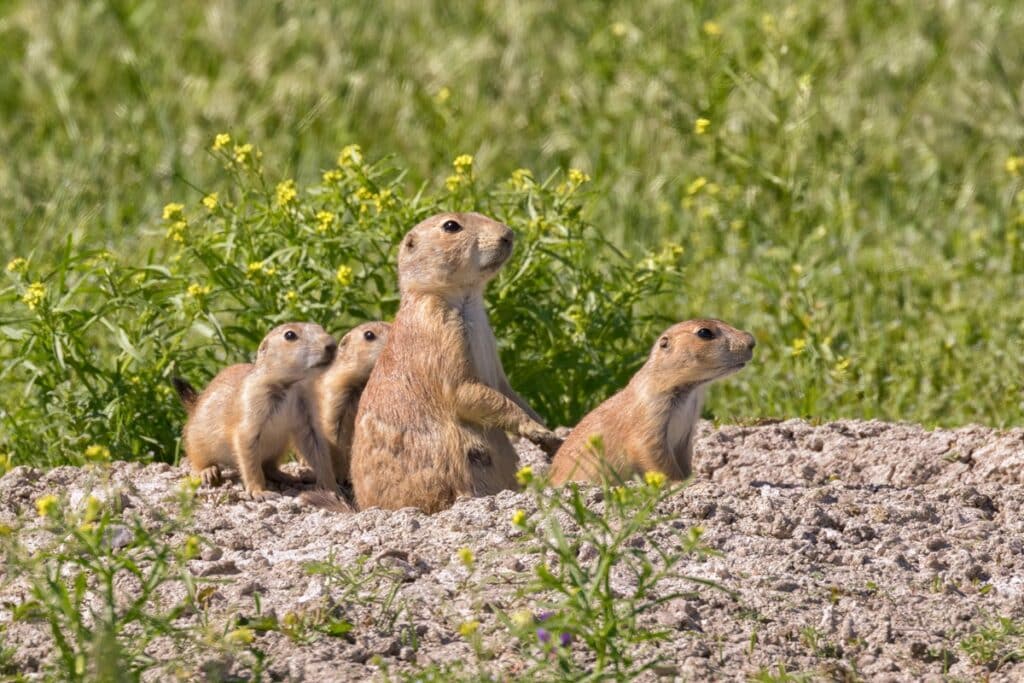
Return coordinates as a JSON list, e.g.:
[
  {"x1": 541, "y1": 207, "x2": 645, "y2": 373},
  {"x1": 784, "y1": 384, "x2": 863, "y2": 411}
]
[
  {"x1": 256, "y1": 322, "x2": 338, "y2": 383},
  {"x1": 398, "y1": 212, "x2": 515, "y2": 295},
  {"x1": 325, "y1": 321, "x2": 391, "y2": 383},
  {"x1": 643, "y1": 319, "x2": 755, "y2": 394}
]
